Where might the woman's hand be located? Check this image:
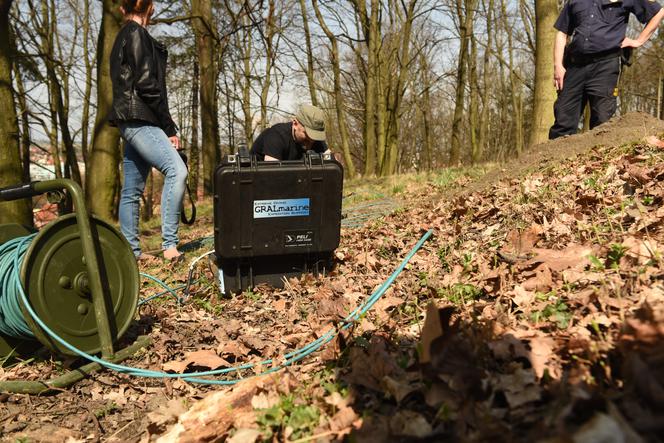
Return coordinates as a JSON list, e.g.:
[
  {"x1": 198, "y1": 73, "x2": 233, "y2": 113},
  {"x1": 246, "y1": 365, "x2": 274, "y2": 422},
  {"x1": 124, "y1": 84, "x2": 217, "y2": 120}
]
[{"x1": 169, "y1": 135, "x2": 180, "y2": 149}]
